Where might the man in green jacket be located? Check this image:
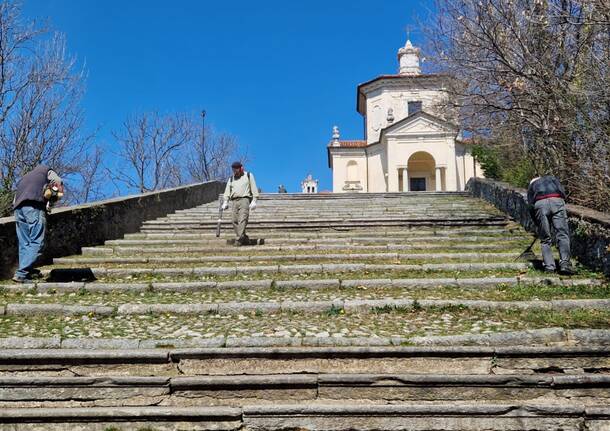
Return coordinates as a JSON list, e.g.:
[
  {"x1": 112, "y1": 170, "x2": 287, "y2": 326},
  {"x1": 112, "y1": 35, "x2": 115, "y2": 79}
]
[{"x1": 222, "y1": 161, "x2": 259, "y2": 245}]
